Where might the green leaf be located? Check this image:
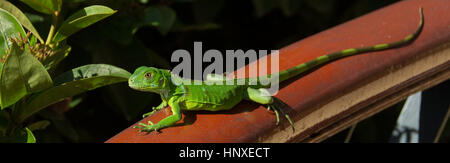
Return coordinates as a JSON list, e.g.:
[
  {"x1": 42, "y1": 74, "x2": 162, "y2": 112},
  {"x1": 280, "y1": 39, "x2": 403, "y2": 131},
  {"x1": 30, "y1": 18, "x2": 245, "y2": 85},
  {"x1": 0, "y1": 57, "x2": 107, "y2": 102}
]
[
  {"x1": 51, "y1": 5, "x2": 116, "y2": 43},
  {"x1": 14, "y1": 64, "x2": 130, "y2": 122},
  {"x1": 139, "y1": 6, "x2": 176, "y2": 35},
  {"x1": 24, "y1": 12, "x2": 44, "y2": 24},
  {"x1": 0, "y1": 126, "x2": 36, "y2": 143},
  {"x1": 19, "y1": 0, "x2": 61, "y2": 15},
  {"x1": 0, "y1": 8, "x2": 26, "y2": 60},
  {"x1": 27, "y1": 120, "x2": 51, "y2": 131},
  {"x1": 69, "y1": 97, "x2": 82, "y2": 108},
  {"x1": 29, "y1": 34, "x2": 37, "y2": 46},
  {"x1": 25, "y1": 127, "x2": 36, "y2": 143},
  {"x1": 42, "y1": 44, "x2": 71, "y2": 70},
  {"x1": 0, "y1": 41, "x2": 53, "y2": 109},
  {"x1": 0, "y1": 0, "x2": 44, "y2": 43}
]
